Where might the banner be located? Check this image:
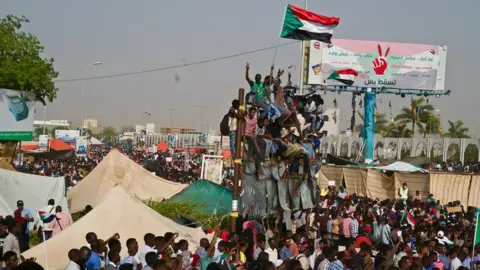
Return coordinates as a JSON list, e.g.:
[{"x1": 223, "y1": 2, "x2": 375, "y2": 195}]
[
  {"x1": 39, "y1": 135, "x2": 49, "y2": 151},
  {"x1": 55, "y1": 130, "x2": 80, "y2": 143},
  {"x1": 0, "y1": 89, "x2": 36, "y2": 141},
  {"x1": 75, "y1": 136, "x2": 88, "y2": 157},
  {"x1": 308, "y1": 39, "x2": 447, "y2": 90}
]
